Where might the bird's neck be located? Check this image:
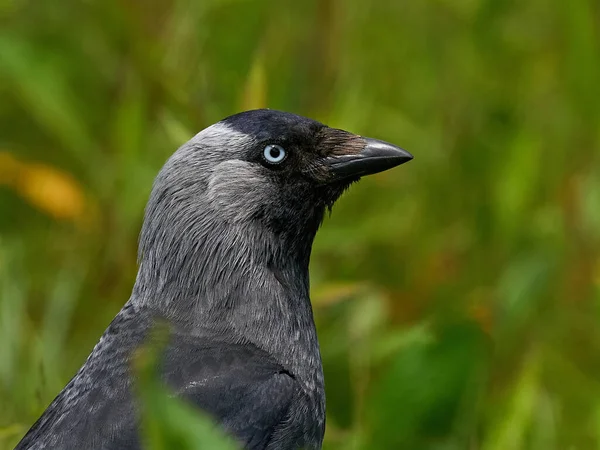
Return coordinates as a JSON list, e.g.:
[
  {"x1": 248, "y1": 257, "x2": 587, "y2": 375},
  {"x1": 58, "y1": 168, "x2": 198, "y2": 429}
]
[{"x1": 132, "y1": 218, "x2": 323, "y2": 385}]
